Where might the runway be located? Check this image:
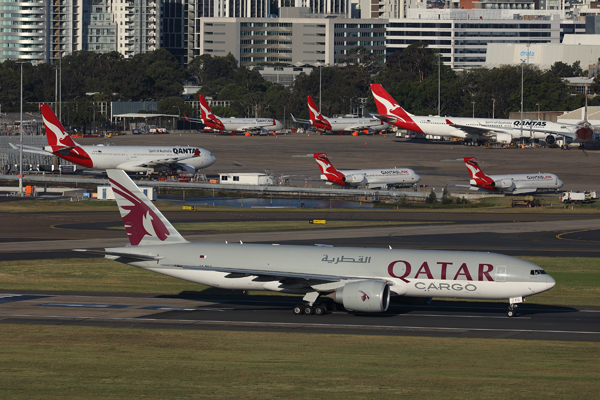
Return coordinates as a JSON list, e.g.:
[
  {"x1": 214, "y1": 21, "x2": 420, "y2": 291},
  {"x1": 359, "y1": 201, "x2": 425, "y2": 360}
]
[
  {"x1": 1, "y1": 208, "x2": 600, "y2": 340},
  {"x1": 1, "y1": 292, "x2": 598, "y2": 342}
]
